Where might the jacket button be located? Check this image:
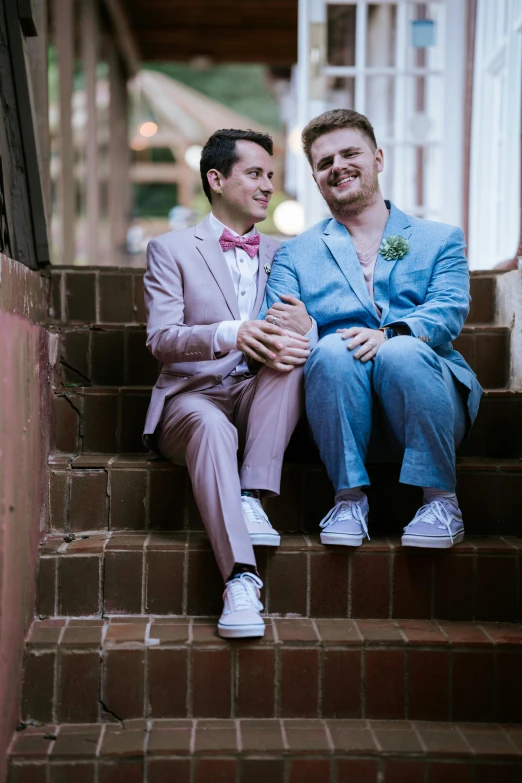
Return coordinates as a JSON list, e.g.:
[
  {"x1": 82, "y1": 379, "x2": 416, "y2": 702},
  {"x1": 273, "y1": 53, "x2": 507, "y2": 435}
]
[{"x1": 216, "y1": 373, "x2": 223, "y2": 381}]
